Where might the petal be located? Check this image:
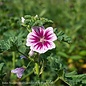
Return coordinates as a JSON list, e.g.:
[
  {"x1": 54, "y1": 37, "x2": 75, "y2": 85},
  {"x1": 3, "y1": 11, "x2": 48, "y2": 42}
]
[
  {"x1": 19, "y1": 67, "x2": 25, "y2": 72},
  {"x1": 26, "y1": 32, "x2": 40, "y2": 46},
  {"x1": 31, "y1": 42, "x2": 42, "y2": 51},
  {"x1": 11, "y1": 67, "x2": 25, "y2": 74},
  {"x1": 11, "y1": 68, "x2": 19, "y2": 73},
  {"x1": 17, "y1": 73, "x2": 23, "y2": 78},
  {"x1": 43, "y1": 41, "x2": 55, "y2": 50},
  {"x1": 32, "y1": 26, "x2": 45, "y2": 38},
  {"x1": 30, "y1": 42, "x2": 44, "y2": 53},
  {"x1": 44, "y1": 27, "x2": 57, "y2": 41},
  {"x1": 30, "y1": 41, "x2": 55, "y2": 54}
]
